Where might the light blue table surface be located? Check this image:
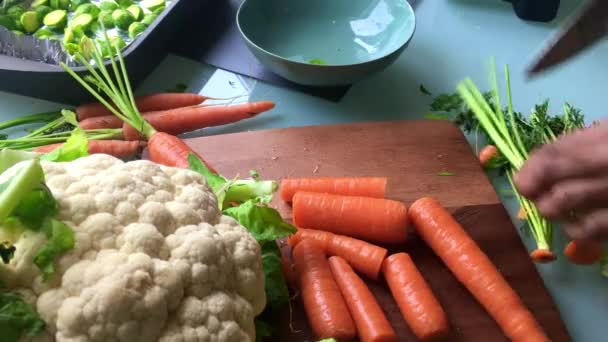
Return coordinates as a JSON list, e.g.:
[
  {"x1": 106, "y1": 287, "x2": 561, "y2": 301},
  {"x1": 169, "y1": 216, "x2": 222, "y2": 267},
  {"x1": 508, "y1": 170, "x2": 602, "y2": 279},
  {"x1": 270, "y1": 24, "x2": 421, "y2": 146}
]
[{"x1": 1, "y1": 0, "x2": 606, "y2": 340}]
